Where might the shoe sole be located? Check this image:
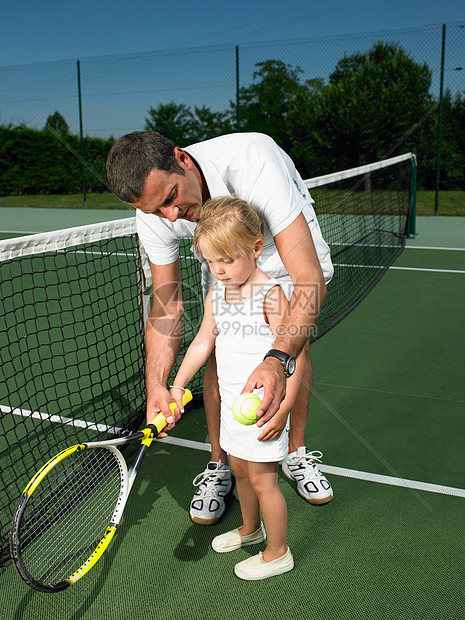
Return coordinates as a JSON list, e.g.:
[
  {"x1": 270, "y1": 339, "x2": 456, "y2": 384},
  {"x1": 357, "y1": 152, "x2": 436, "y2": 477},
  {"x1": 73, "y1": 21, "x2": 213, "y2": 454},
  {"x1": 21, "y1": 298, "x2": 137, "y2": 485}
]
[
  {"x1": 282, "y1": 469, "x2": 333, "y2": 505},
  {"x1": 306, "y1": 494, "x2": 333, "y2": 505},
  {"x1": 190, "y1": 514, "x2": 221, "y2": 525}
]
